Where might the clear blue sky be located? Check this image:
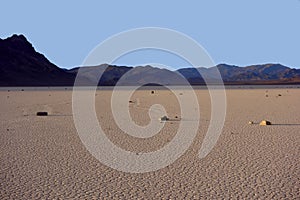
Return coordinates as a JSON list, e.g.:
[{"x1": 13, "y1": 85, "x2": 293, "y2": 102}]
[{"x1": 1, "y1": 0, "x2": 300, "y2": 69}]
